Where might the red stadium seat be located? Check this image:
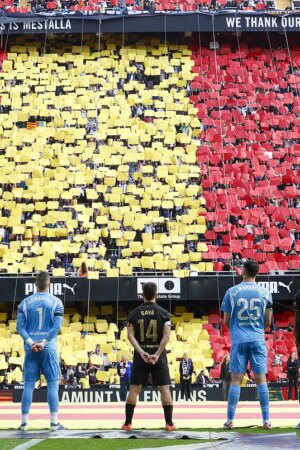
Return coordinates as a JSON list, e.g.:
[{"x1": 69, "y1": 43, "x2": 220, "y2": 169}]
[
  {"x1": 267, "y1": 370, "x2": 278, "y2": 382},
  {"x1": 210, "y1": 367, "x2": 221, "y2": 379}
]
